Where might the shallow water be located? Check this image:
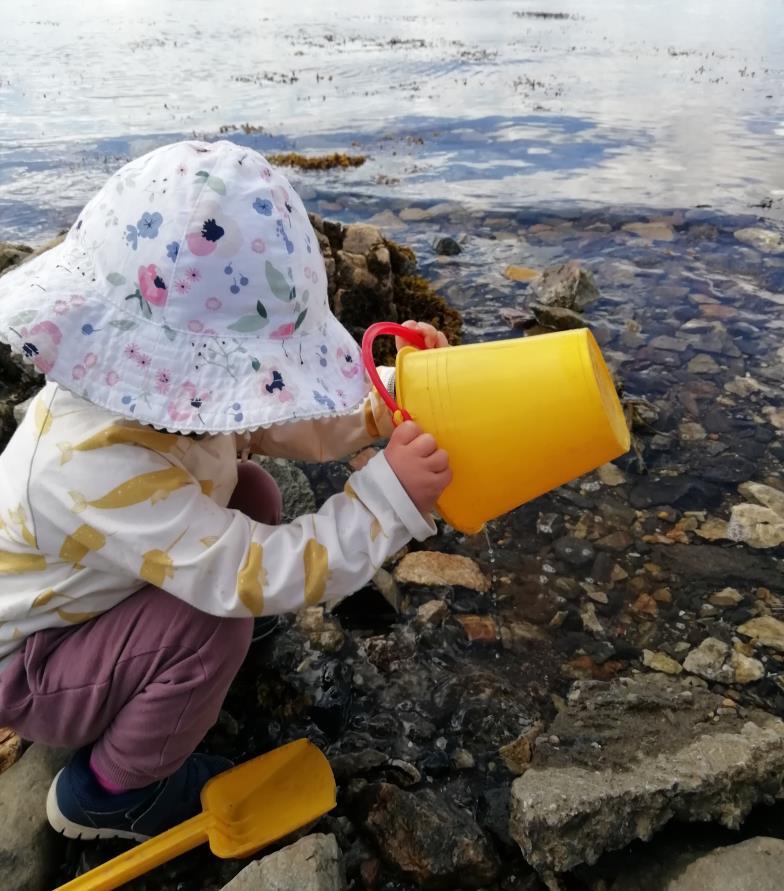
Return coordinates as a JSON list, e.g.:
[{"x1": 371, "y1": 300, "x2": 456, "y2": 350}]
[{"x1": 1, "y1": 0, "x2": 784, "y2": 238}]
